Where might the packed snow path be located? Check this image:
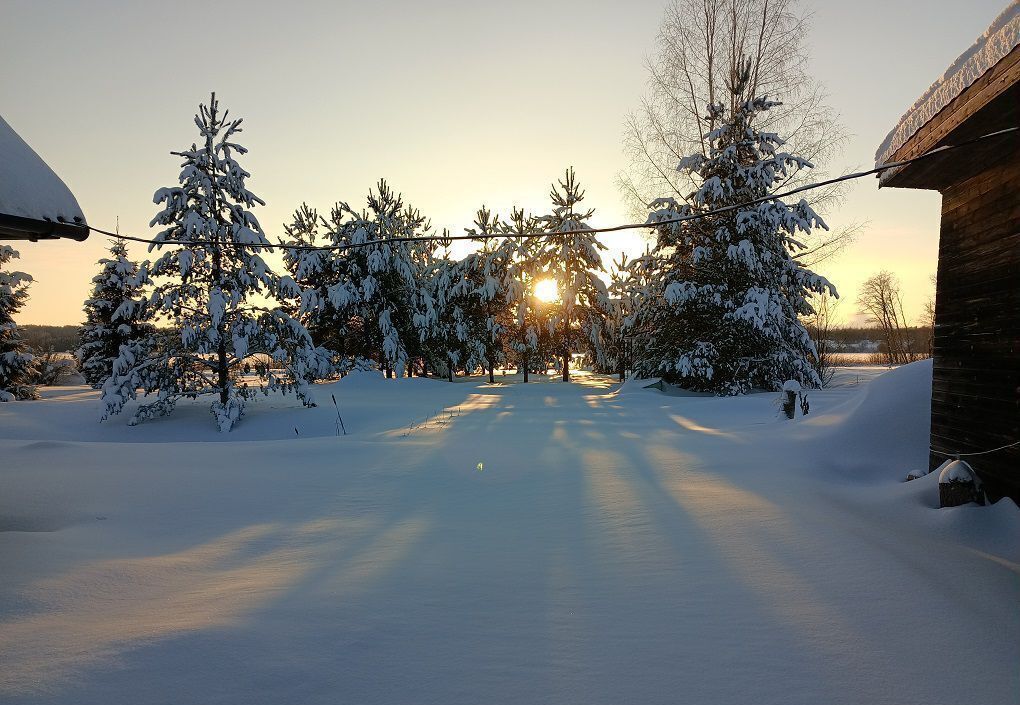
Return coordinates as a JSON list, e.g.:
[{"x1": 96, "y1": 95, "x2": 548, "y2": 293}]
[{"x1": 1, "y1": 364, "x2": 1018, "y2": 705}]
